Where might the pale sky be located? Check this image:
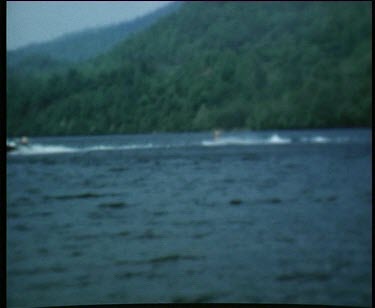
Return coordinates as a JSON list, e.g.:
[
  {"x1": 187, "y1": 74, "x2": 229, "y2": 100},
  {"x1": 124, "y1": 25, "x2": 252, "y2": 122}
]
[{"x1": 6, "y1": 1, "x2": 174, "y2": 51}]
